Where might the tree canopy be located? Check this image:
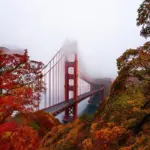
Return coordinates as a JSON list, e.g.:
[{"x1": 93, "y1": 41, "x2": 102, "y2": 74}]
[
  {"x1": 137, "y1": 0, "x2": 150, "y2": 38},
  {"x1": 0, "y1": 48, "x2": 44, "y2": 149}
]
